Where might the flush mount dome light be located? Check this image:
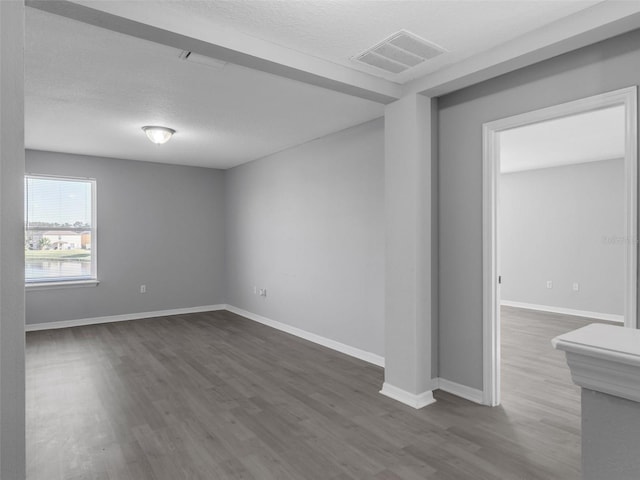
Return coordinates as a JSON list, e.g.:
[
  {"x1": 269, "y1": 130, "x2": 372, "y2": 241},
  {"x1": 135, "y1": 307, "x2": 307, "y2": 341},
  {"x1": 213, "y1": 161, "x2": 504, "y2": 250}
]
[{"x1": 142, "y1": 126, "x2": 175, "y2": 145}]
